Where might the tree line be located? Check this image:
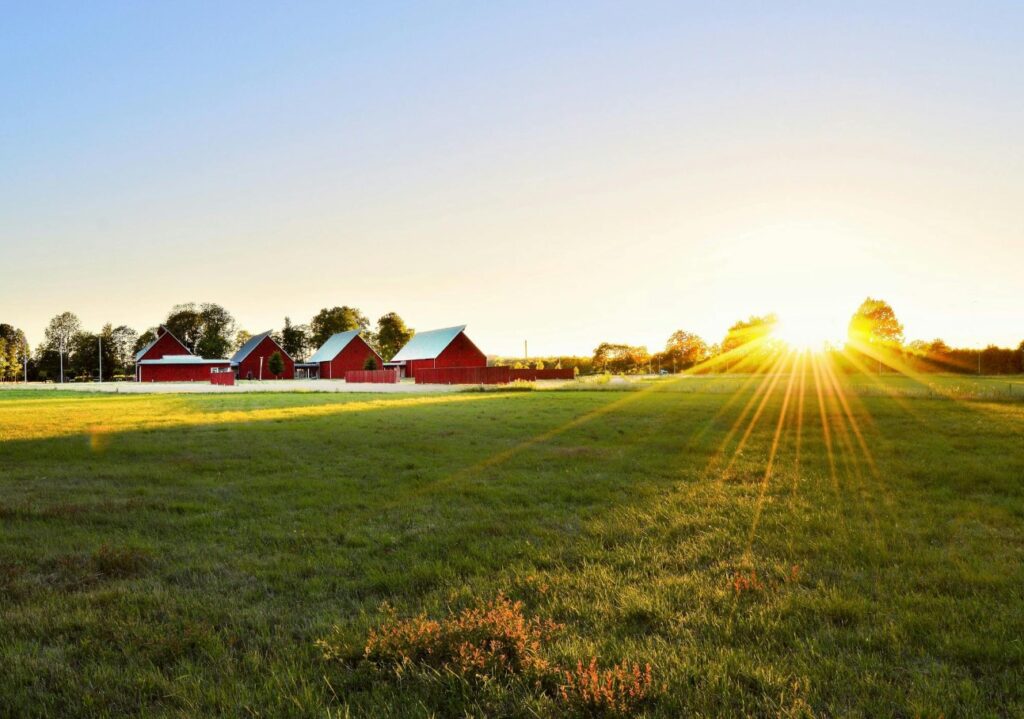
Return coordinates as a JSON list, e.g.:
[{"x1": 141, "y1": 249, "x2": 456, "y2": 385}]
[
  {"x1": 3, "y1": 303, "x2": 415, "y2": 382},
  {"x1": 3, "y1": 296, "x2": 1021, "y2": 382},
  {"x1": 496, "y1": 298, "x2": 1023, "y2": 377}
]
